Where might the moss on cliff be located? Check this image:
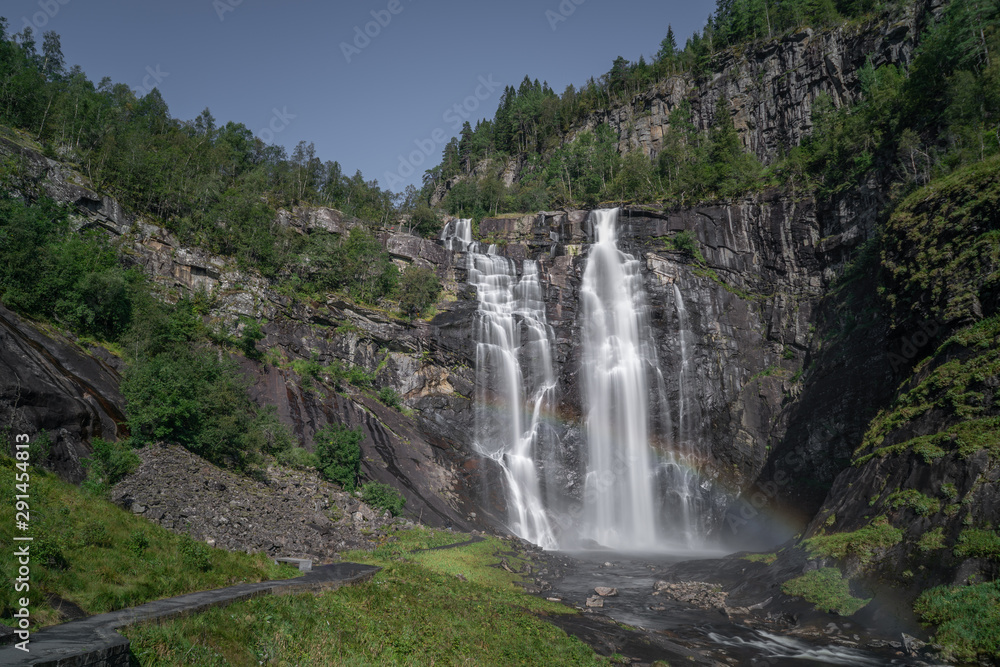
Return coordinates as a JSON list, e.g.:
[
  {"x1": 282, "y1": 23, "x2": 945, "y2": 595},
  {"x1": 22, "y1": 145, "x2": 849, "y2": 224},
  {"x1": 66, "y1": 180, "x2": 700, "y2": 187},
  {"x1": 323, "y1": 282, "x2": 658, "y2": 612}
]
[{"x1": 881, "y1": 156, "x2": 1000, "y2": 328}]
